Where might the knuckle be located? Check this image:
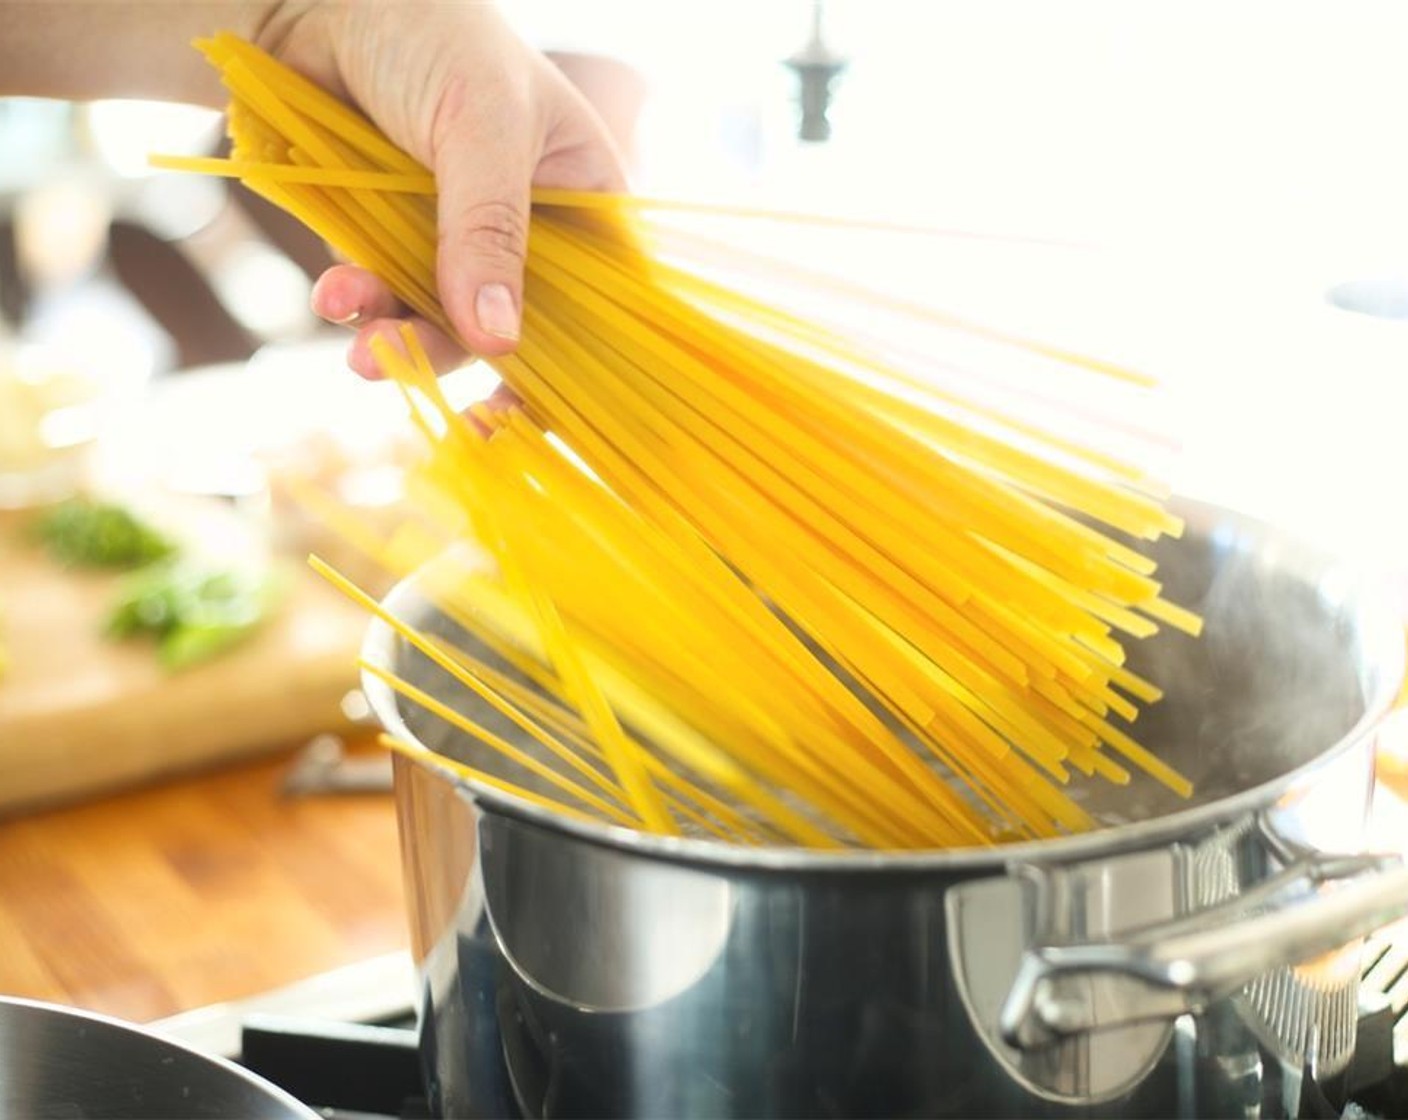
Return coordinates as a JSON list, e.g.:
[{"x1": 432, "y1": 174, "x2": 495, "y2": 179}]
[{"x1": 443, "y1": 200, "x2": 529, "y2": 267}]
